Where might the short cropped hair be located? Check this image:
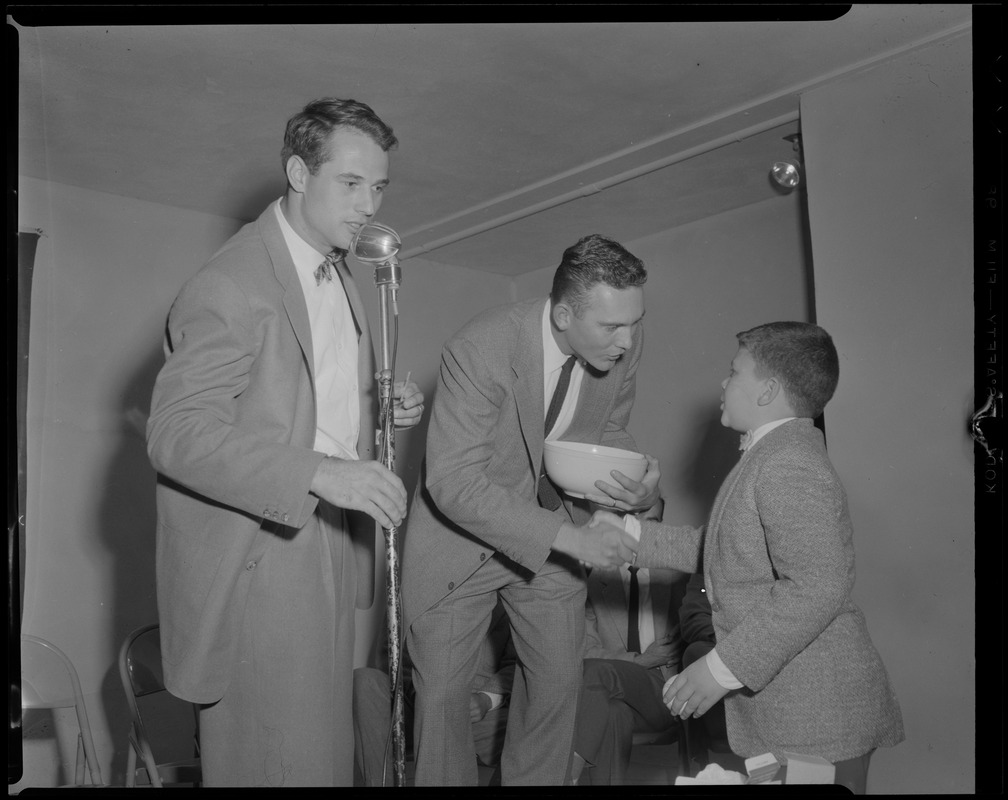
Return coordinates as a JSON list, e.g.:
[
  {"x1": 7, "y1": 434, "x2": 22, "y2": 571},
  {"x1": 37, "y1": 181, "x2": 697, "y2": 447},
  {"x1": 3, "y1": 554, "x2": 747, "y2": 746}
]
[
  {"x1": 736, "y1": 321, "x2": 839, "y2": 419},
  {"x1": 550, "y1": 234, "x2": 647, "y2": 316},
  {"x1": 281, "y1": 97, "x2": 398, "y2": 176}
]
